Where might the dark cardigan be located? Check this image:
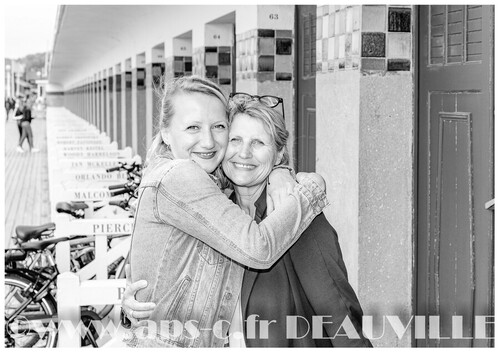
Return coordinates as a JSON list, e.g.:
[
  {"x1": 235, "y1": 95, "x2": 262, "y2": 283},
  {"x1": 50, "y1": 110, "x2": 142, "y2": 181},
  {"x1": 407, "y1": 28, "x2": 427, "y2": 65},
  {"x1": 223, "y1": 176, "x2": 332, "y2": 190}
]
[{"x1": 231, "y1": 189, "x2": 372, "y2": 347}]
